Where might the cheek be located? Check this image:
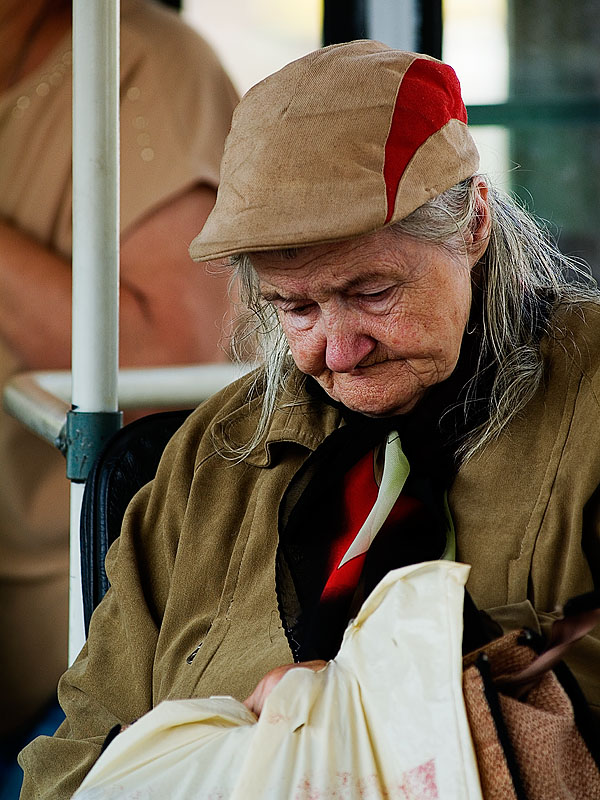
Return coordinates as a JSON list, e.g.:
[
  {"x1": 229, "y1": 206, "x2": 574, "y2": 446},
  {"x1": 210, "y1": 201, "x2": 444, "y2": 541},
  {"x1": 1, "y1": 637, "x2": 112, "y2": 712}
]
[
  {"x1": 281, "y1": 324, "x2": 324, "y2": 374},
  {"x1": 421, "y1": 272, "x2": 472, "y2": 343},
  {"x1": 447, "y1": 281, "x2": 472, "y2": 346},
  {"x1": 382, "y1": 292, "x2": 469, "y2": 362}
]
